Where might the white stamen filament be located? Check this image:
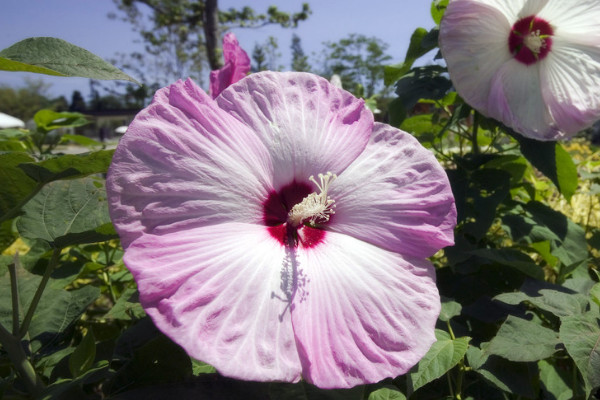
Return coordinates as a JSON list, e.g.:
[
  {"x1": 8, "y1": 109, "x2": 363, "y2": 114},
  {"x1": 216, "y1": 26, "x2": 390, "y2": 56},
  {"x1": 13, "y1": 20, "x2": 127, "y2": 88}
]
[
  {"x1": 523, "y1": 29, "x2": 545, "y2": 54},
  {"x1": 288, "y1": 172, "x2": 337, "y2": 227}
]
